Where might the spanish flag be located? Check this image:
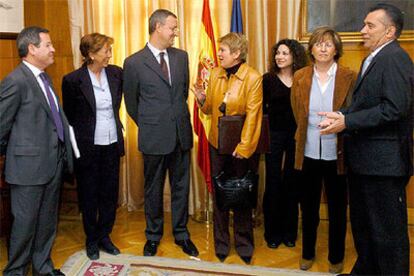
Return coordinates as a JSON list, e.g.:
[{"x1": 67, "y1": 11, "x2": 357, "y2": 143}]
[{"x1": 193, "y1": 0, "x2": 217, "y2": 193}]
